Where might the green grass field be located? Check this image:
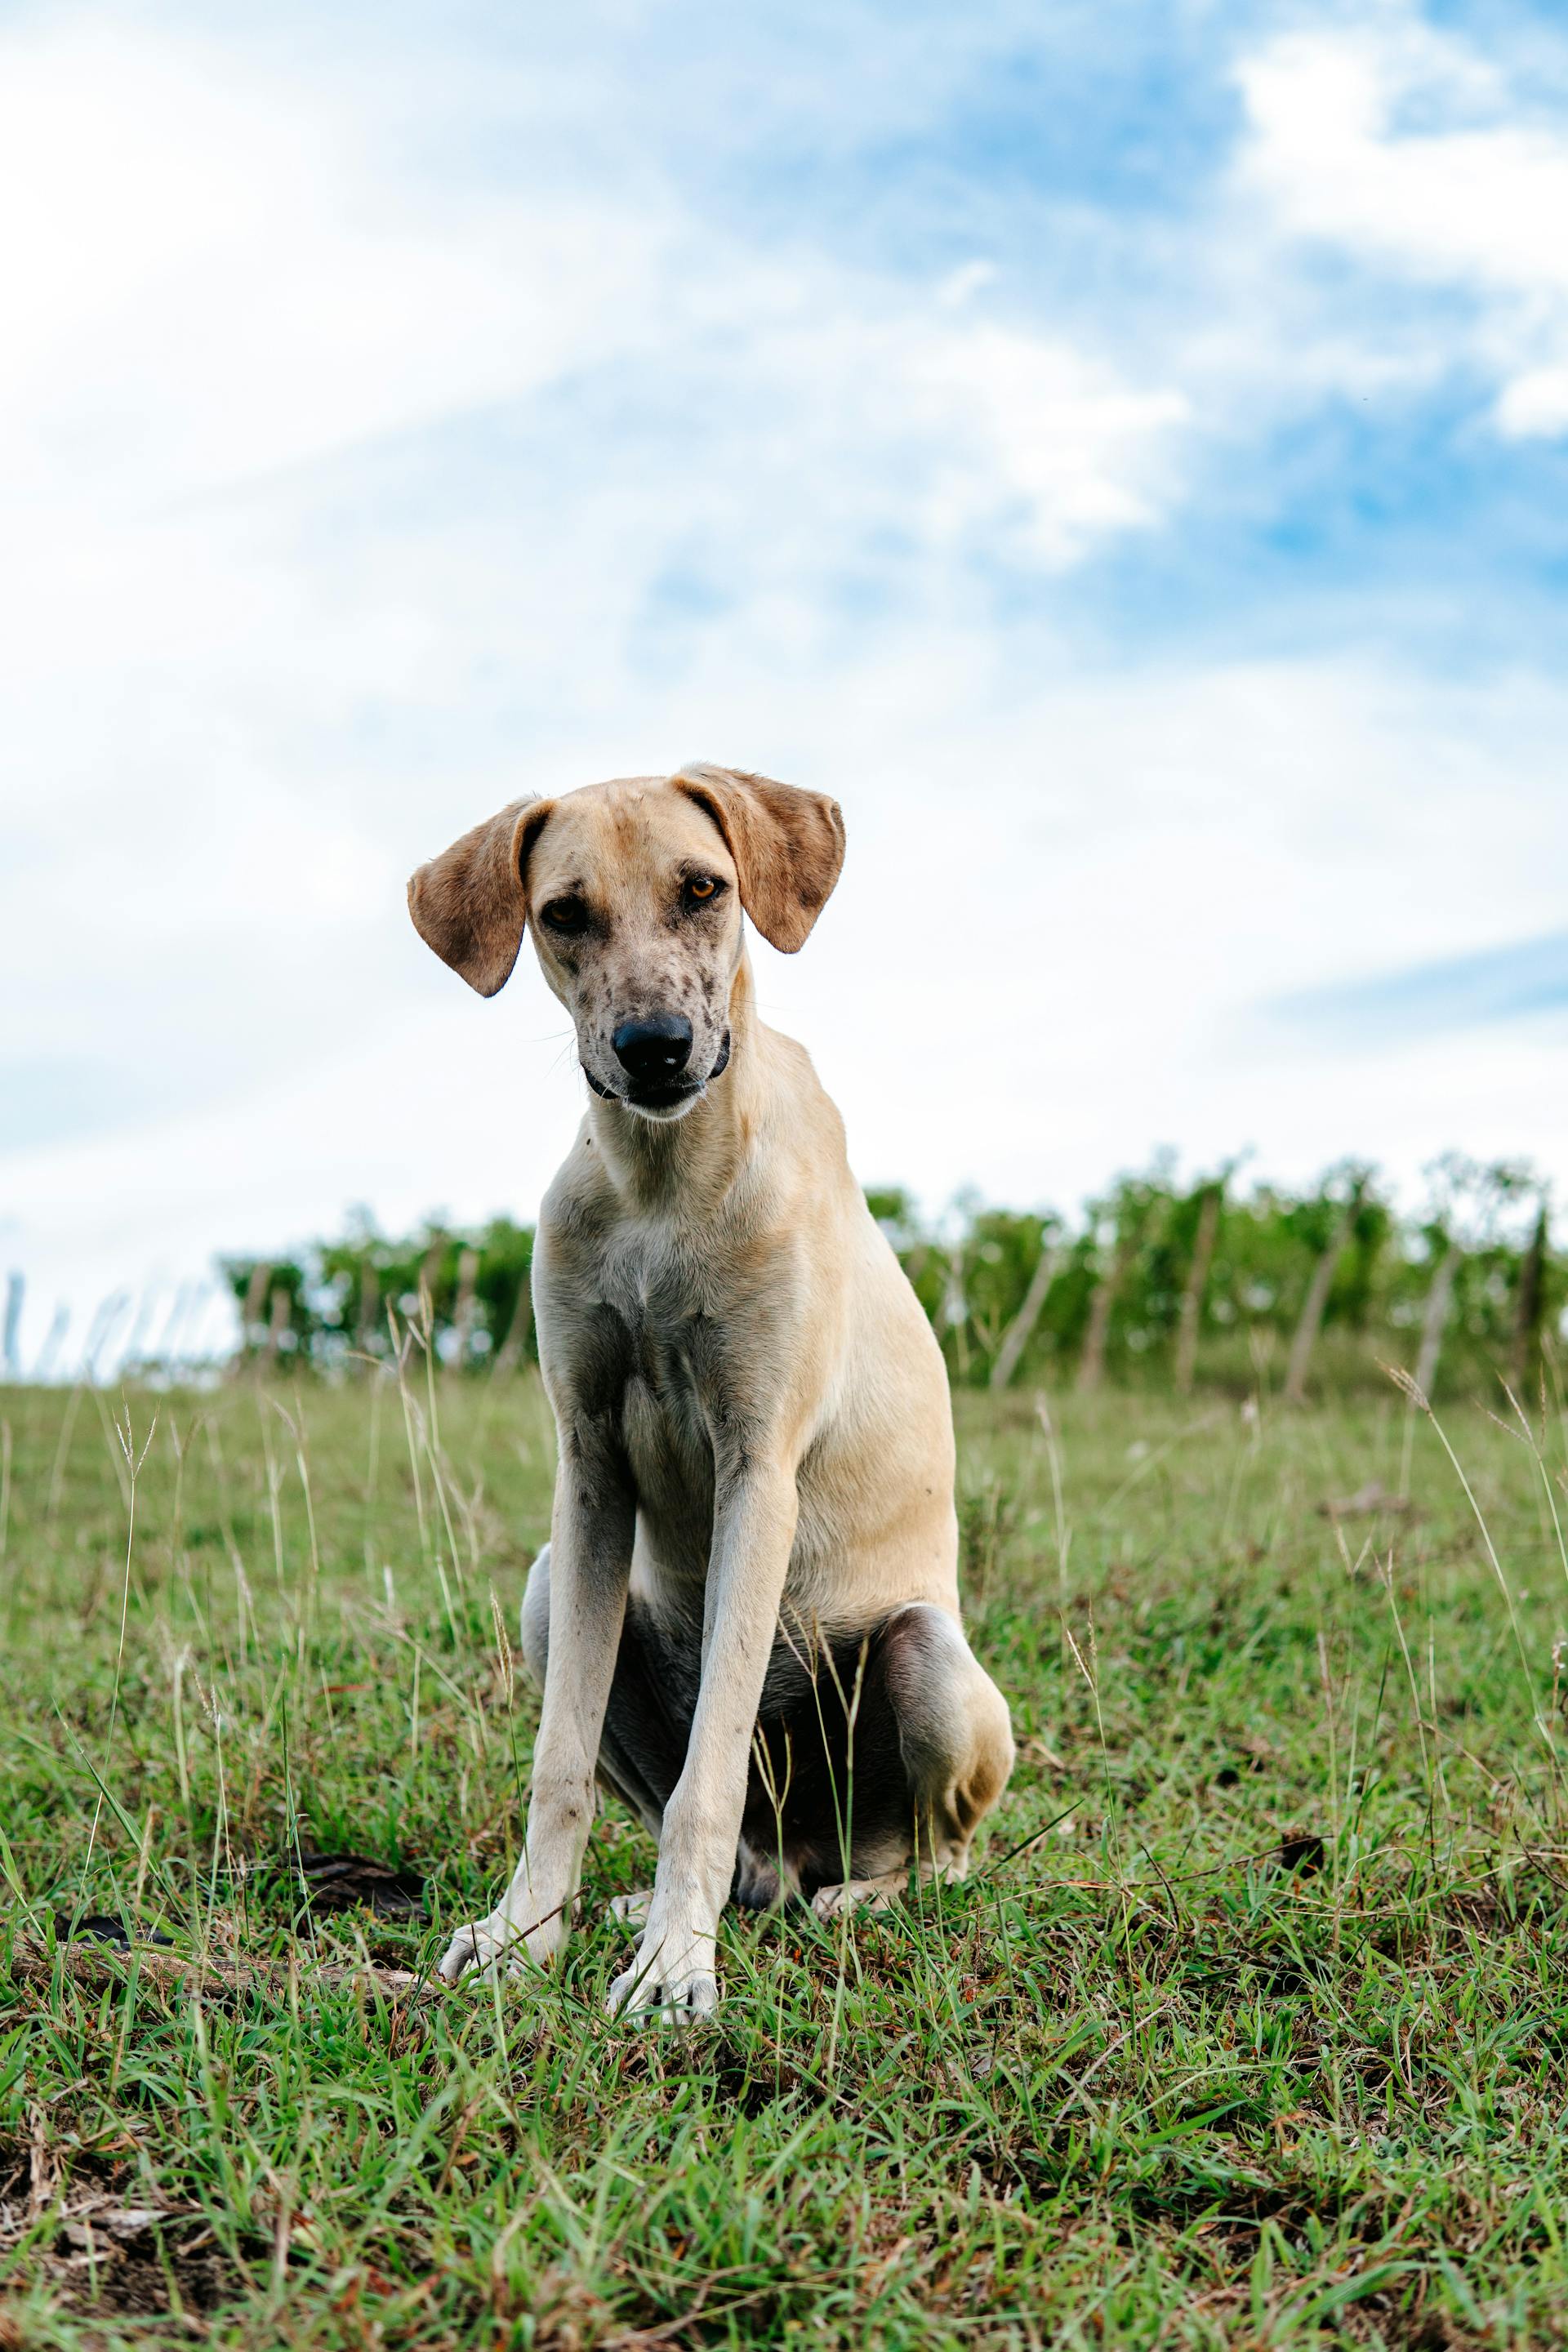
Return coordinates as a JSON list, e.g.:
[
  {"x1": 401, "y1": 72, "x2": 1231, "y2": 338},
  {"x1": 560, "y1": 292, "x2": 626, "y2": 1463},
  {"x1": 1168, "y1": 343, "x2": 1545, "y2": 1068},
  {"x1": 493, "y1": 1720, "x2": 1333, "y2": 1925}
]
[{"x1": 2, "y1": 1367, "x2": 1566, "y2": 2348}]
